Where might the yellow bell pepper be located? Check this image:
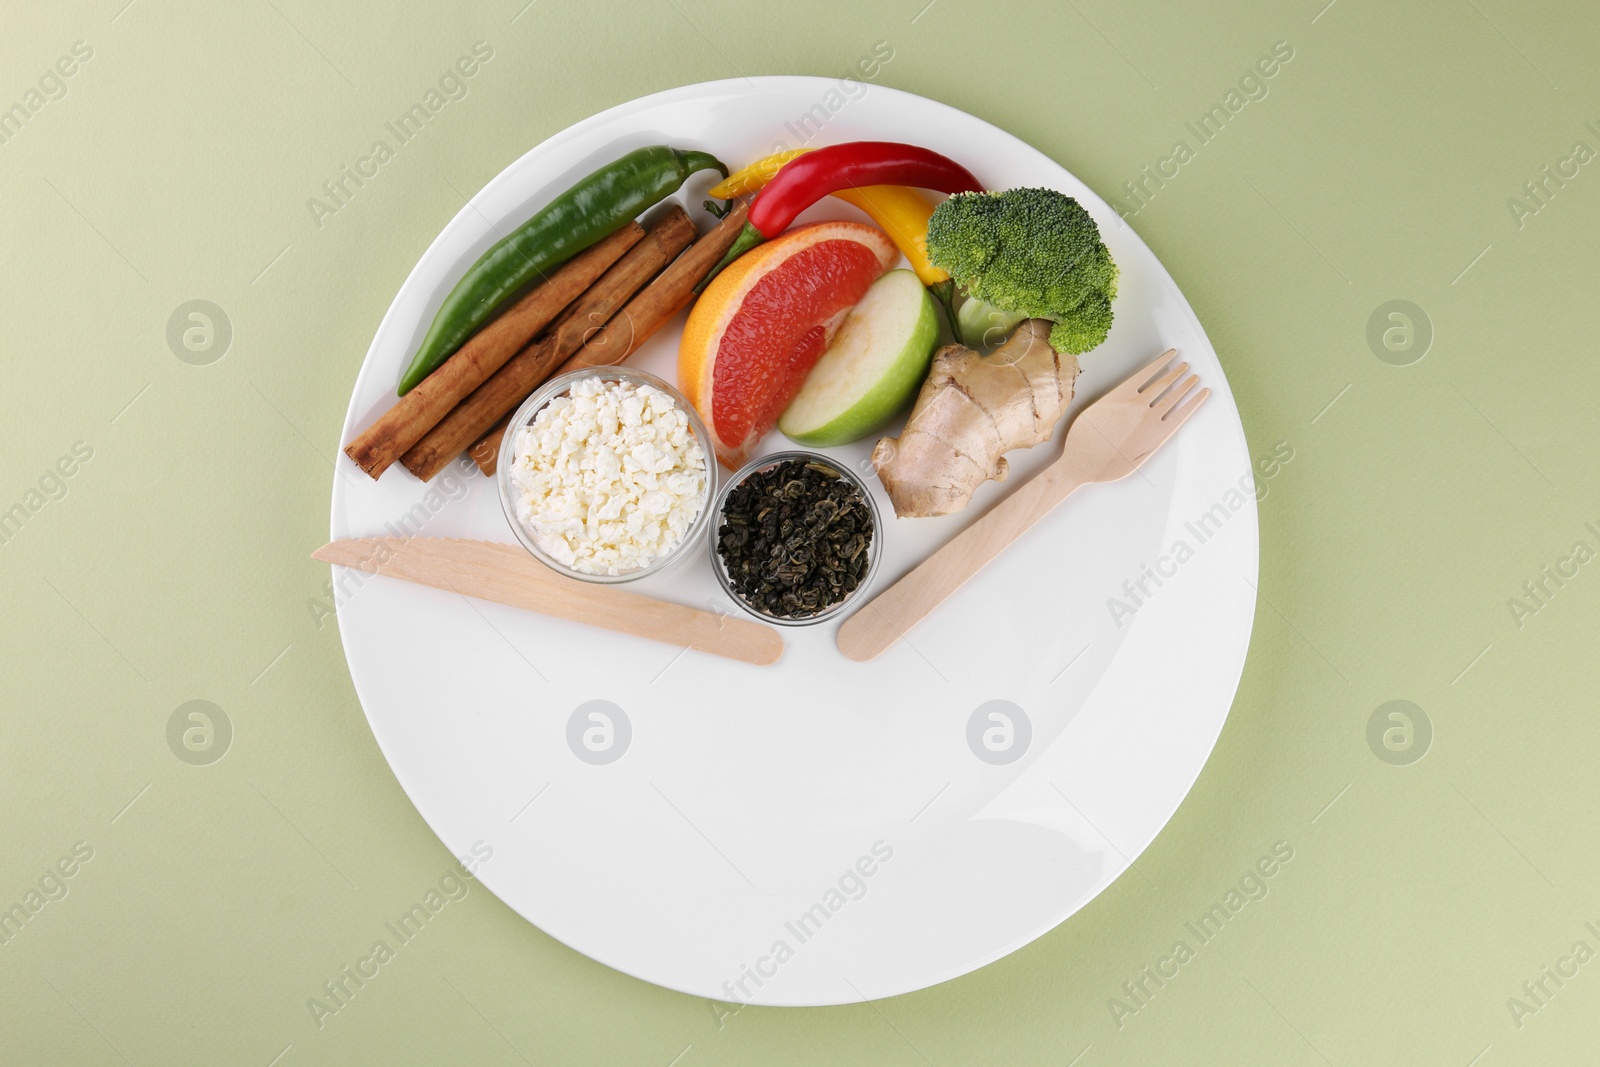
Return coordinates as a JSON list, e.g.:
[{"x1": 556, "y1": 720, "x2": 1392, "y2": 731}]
[{"x1": 710, "y1": 149, "x2": 950, "y2": 289}]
